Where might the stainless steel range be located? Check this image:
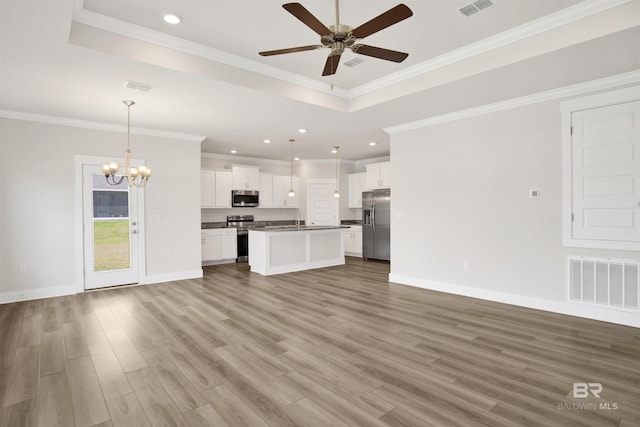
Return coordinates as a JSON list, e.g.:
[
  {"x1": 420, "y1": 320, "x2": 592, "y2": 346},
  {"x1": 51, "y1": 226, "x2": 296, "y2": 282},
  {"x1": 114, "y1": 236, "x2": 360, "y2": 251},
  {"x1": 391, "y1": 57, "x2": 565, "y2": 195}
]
[{"x1": 227, "y1": 215, "x2": 255, "y2": 262}]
